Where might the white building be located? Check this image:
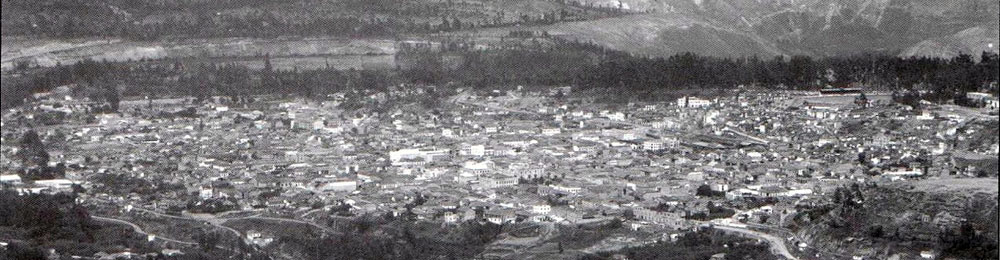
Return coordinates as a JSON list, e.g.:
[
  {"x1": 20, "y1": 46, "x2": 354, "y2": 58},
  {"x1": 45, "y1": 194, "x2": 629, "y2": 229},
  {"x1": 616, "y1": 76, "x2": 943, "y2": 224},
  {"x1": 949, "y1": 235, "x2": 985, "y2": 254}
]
[
  {"x1": 531, "y1": 204, "x2": 551, "y2": 215},
  {"x1": 319, "y1": 180, "x2": 358, "y2": 193},
  {"x1": 34, "y1": 179, "x2": 77, "y2": 191},
  {"x1": 463, "y1": 160, "x2": 495, "y2": 175},
  {"x1": 677, "y1": 97, "x2": 711, "y2": 108},
  {"x1": 389, "y1": 148, "x2": 450, "y2": 165},
  {"x1": 0, "y1": 175, "x2": 22, "y2": 186},
  {"x1": 541, "y1": 128, "x2": 562, "y2": 136}
]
